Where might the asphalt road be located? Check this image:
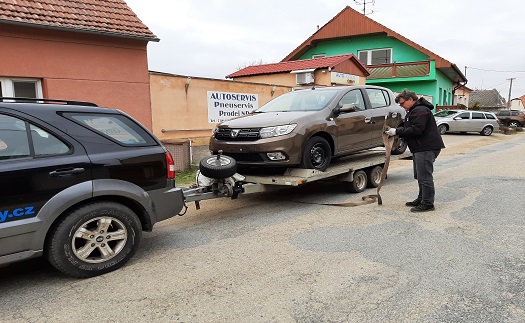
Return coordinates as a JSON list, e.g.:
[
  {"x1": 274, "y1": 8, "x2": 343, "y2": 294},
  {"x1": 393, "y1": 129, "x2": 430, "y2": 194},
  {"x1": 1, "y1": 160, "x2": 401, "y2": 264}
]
[{"x1": 1, "y1": 132, "x2": 525, "y2": 323}]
